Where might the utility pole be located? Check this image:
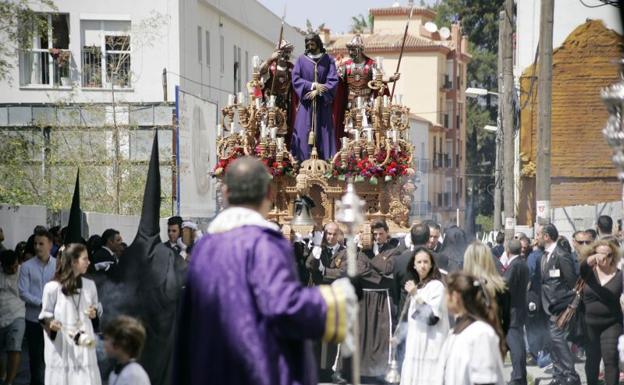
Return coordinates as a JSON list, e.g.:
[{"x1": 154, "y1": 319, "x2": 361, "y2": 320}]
[
  {"x1": 536, "y1": 0, "x2": 554, "y2": 224},
  {"x1": 502, "y1": 0, "x2": 515, "y2": 240},
  {"x1": 493, "y1": 11, "x2": 504, "y2": 232}
]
